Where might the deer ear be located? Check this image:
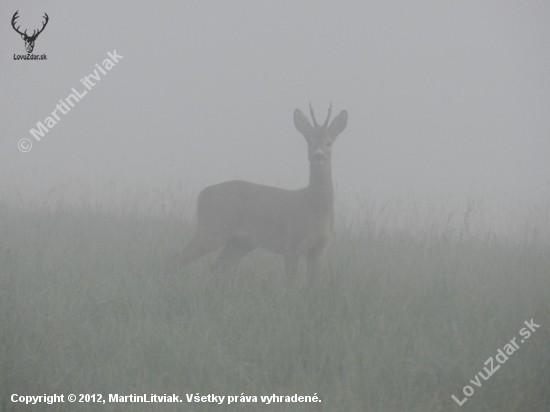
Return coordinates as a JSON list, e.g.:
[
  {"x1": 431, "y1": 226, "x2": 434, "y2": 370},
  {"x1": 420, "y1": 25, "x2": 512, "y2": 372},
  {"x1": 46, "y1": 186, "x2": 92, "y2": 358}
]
[
  {"x1": 294, "y1": 109, "x2": 313, "y2": 138},
  {"x1": 328, "y1": 110, "x2": 348, "y2": 138}
]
